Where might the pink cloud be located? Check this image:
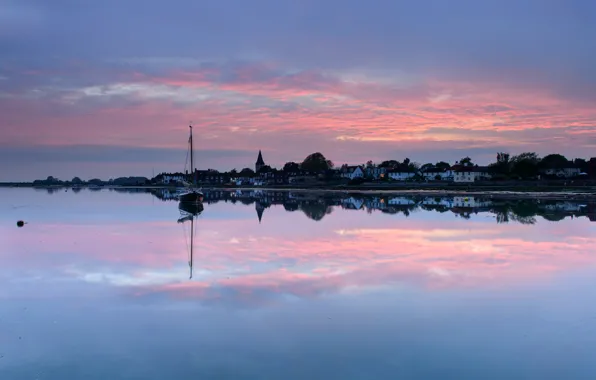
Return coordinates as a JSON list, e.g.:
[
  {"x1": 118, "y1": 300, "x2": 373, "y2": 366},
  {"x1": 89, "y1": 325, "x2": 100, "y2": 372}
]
[{"x1": 2, "y1": 60, "x2": 596, "y2": 178}]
